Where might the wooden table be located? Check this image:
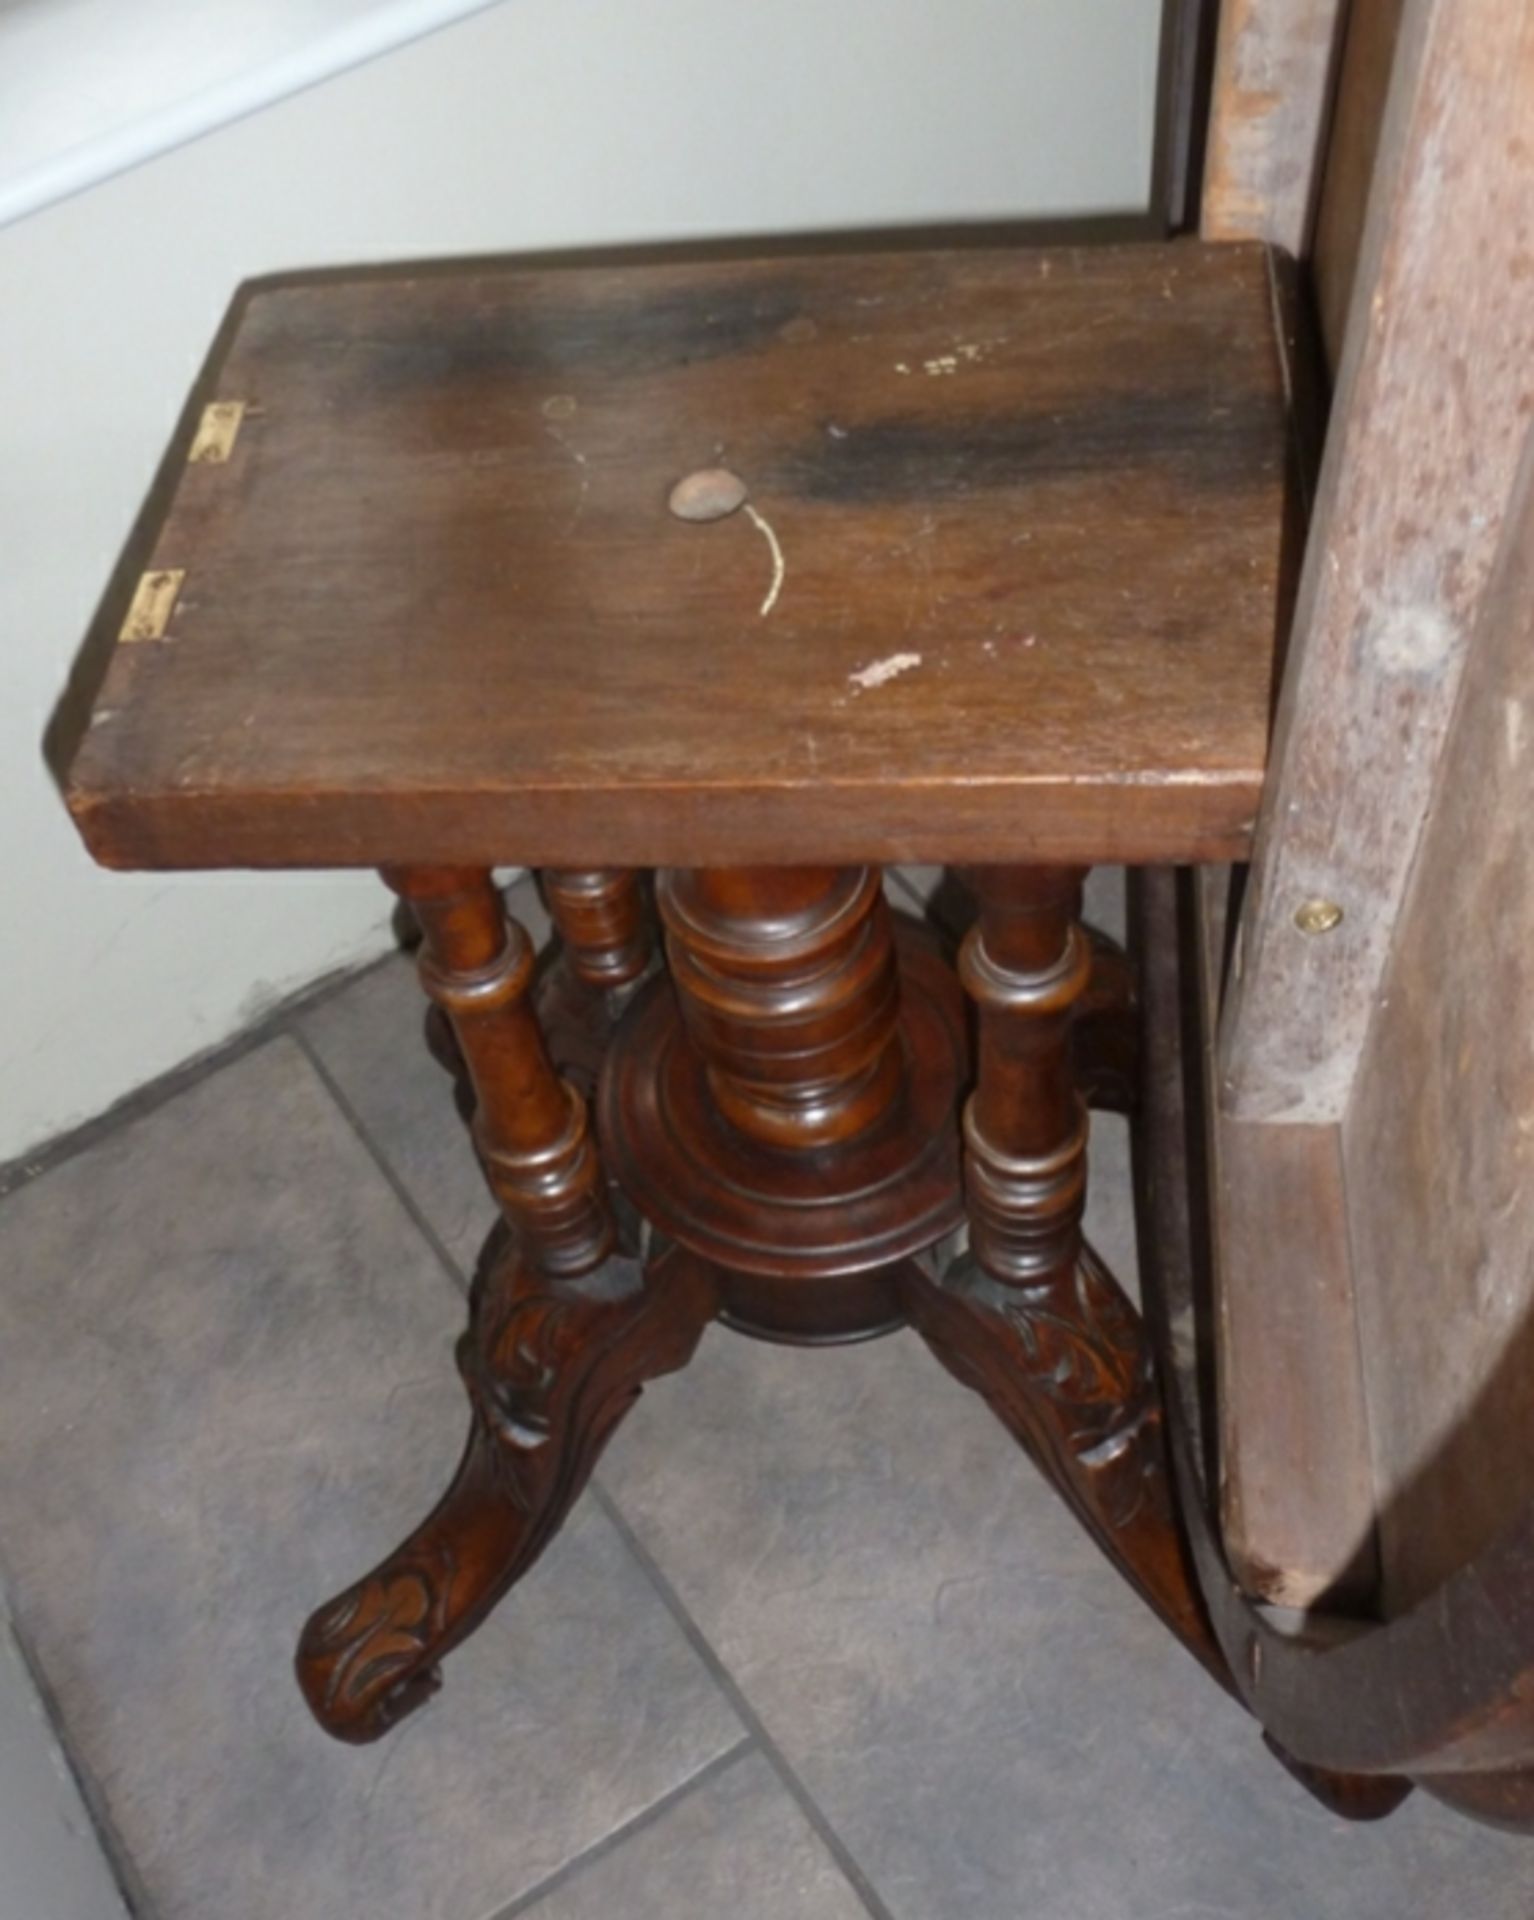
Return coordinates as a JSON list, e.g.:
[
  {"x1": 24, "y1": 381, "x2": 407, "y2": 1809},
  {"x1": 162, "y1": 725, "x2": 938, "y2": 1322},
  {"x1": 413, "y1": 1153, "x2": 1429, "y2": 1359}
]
[{"x1": 65, "y1": 237, "x2": 1322, "y2": 1783}]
